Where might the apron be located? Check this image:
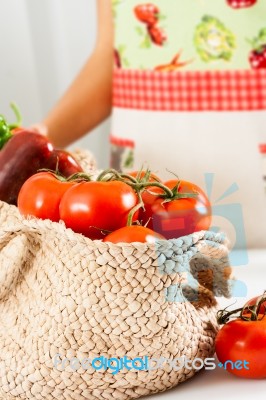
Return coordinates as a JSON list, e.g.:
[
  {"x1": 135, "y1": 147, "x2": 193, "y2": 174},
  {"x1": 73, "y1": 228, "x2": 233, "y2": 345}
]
[{"x1": 111, "y1": 0, "x2": 266, "y2": 248}]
